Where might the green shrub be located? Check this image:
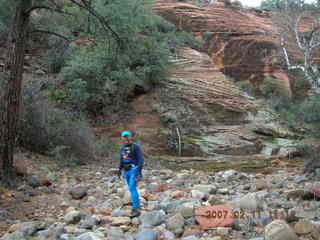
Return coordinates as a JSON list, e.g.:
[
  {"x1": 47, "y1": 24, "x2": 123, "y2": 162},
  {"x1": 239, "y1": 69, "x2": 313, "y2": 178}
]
[
  {"x1": 297, "y1": 143, "x2": 320, "y2": 173},
  {"x1": 41, "y1": 38, "x2": 72, "y2": 73},
  {"x1": 95, "y1": 135, "x2": 120, "y2": 159},
  {"x1": 0, "y1": 21, "x2": 6, "y2": 33},
  {"x1": 51, "y1": 0, "x2": 200, "y2": 115},
  {"x1": 300, "y1": 94, "x2": 320, "y2": 123},
  {"x1": 0, "y1": 0, "x2": 16, "y2": 28},
  {"x1": 268, "y1": 91, "x2": 320, "y2": 130},
  {"x1": 260, "y1": 76, "x2": 289, "y2": 99},
  {"x1": 237, "y1": 81, "x2": 255, "y2": 96},
  {"x1": 257, "y1": 77, "x2": 313, "y2": 129},
  {"x1": 48, "y1": 86, "x2": 67, "y2": 102},
  {"x1": 20, "y1": 80, "x2": 96, "y2": 162},
  {"x1": 17, "y1": 0, "x2": 201, "y2": 118}
]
